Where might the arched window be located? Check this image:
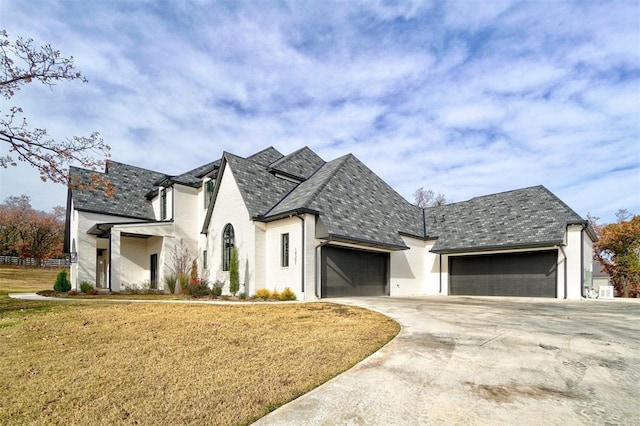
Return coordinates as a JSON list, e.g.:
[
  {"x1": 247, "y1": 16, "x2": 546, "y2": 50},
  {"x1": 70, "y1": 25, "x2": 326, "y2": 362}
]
[{"x1": 222, "y1": 224, "x2": 234, "y2": 271}]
